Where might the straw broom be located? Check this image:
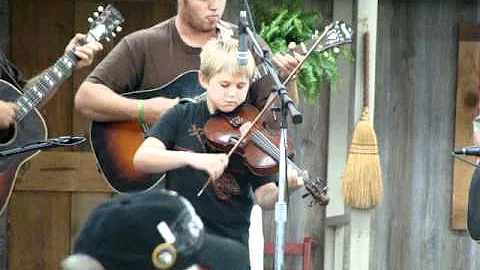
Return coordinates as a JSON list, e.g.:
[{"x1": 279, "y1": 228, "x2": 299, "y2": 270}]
[{"x1": 342, "y1": 32, "x2": 383, "y2": 209}]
